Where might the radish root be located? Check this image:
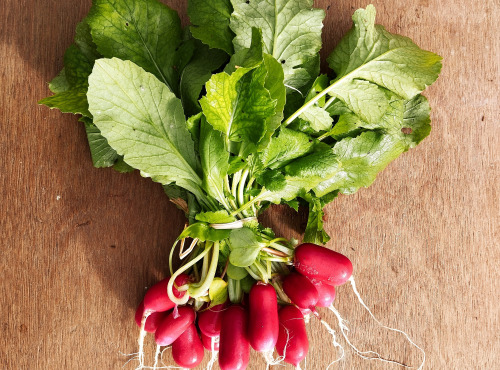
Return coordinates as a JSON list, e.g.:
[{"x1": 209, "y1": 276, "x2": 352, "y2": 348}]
[
  {"x1": 319, "y1": 319, "x2": 345, "y2": 369},
  {"x1": 152, "y1": 345, "x2": 160, "y2": 369},
  {"x1": 136, "y1": 310, "x2": 152, "y2": 370},
  {"x1": 346, "y1": 275, "x2": 426, "y2": 369},
  {"x1": 206, "y1": 337, "x2": 218, "y2": 370}
]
